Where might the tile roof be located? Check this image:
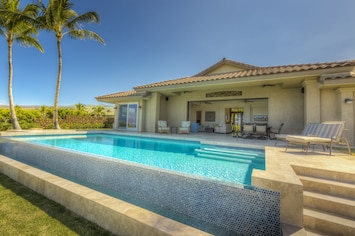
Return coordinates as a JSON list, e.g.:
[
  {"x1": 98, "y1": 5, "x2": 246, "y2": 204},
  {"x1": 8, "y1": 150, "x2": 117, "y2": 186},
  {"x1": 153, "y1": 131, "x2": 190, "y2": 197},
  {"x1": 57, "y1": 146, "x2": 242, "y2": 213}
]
[
  {"x1": 194, "y1": 57, "x2": 259, "y2": 76},
  {"x1": 134, "y1": 60, "x2": 355, "y2": 90},
  {"x1": 96, "y1": 59, "x2": 355, "y2": 100},
  {"x1": 95, "y1": 90, "x2": 140, "y2": 99}
]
